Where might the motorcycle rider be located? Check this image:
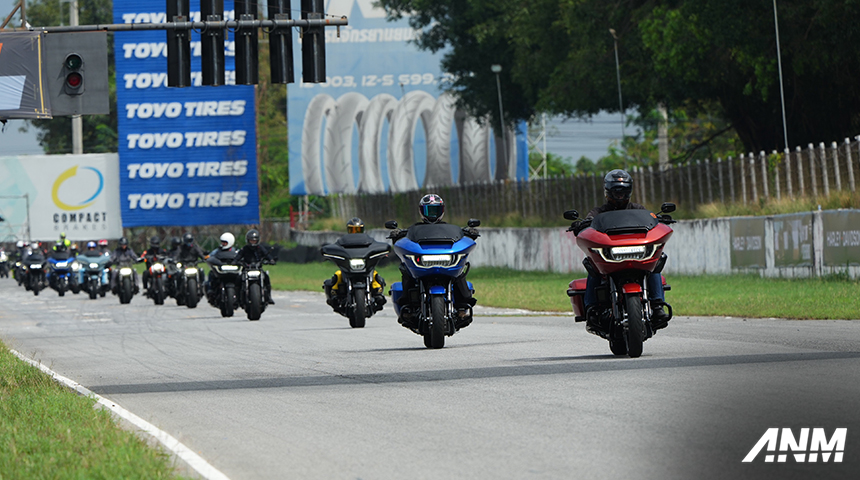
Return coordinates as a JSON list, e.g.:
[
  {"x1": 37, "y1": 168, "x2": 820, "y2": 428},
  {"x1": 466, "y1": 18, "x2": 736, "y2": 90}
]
[
  {"x1": 77, "y1": 241, "x2": 110, "y2": 288},
  {"x1": 389, "y1": 194, "x2": 478, "y2": 321},
  {"x1": 235, "y1": 229, "x2": 276, "y2": 304},
  {"x1": 572, "y1": 169, "x2": 670, "y2": 330},
  {"x1": 206, "y1": 232, "x2": 237, "y2": 300},
  {"x1": 139, "y1": 236, "x2": 166, "y2": 291},
  {"x1": 109, "y1": 236, "x2": 140, "y2": 294},
  {"x1": 323, "y1": 217, "x2": 387, "y2": 309},
  {"x1": 57, "y1": 232, "x2": 71, "y2": 250},
  {"x1": 97, "y1": 239, "x2": 110, "y2": 255},
  {"x1": 175, "y1": 233, "x2": 208, "y2": 265}
]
